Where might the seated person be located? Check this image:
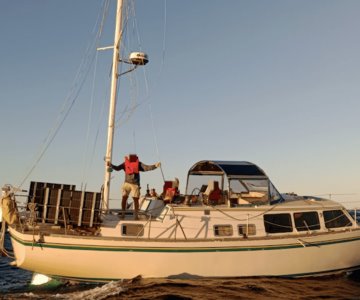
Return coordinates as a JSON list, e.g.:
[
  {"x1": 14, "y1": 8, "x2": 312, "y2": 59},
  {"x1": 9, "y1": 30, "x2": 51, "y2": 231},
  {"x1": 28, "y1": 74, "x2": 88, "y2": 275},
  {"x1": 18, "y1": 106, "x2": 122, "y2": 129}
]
[
  {"x1": 203, "y1": 180, "x2": 222, "y2": 205},
  {"x1": 150, "y1": 188, "x2": 158, "y2": 198},
  {"x1": 162, "y1": 178, "x2": 180, "y2": 204}
]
